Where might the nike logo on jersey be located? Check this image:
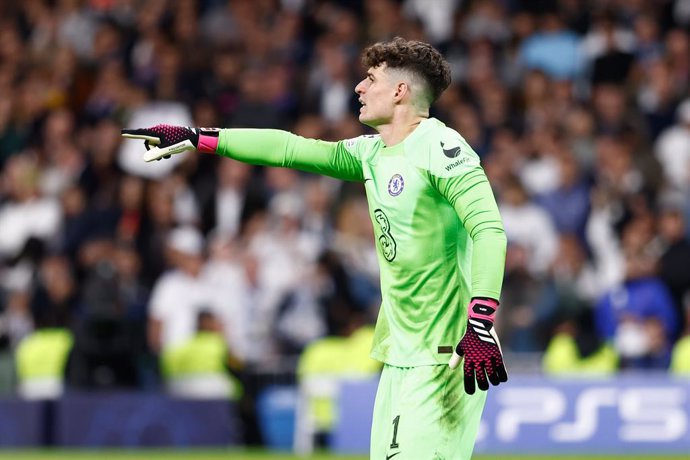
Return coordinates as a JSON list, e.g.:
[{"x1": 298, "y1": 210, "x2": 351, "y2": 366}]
[
  {"x1": 440, "y1": 141, "x2": 461, "y2": 158},
  {"x1": 364, "y1": 177, "x2": 372, "y2": 183},
  {"x1": 385, "y1": 453, "x2": 401, "y2": 460}
]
